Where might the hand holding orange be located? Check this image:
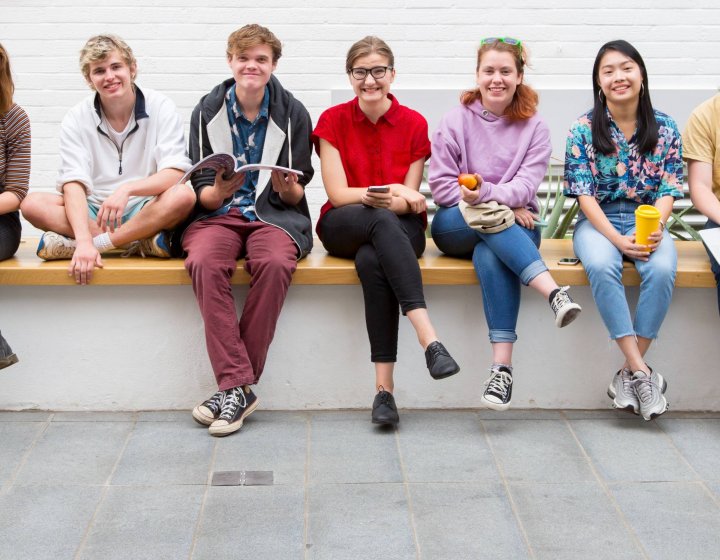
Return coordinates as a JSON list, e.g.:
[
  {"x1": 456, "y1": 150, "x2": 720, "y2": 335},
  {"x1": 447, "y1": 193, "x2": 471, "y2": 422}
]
[{"x1": 458, "y1": 174, "x2": 478, "y2": 190}]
